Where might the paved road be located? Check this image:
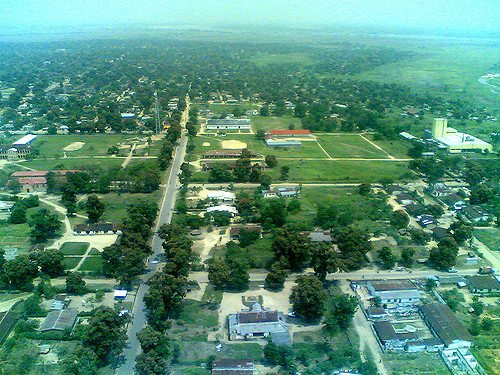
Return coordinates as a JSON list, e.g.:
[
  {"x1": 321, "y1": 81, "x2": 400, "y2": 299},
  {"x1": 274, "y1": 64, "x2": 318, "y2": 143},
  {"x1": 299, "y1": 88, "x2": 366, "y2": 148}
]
[{"x1": 115, "y1": 97, "x2": 190, "y2": 375}]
